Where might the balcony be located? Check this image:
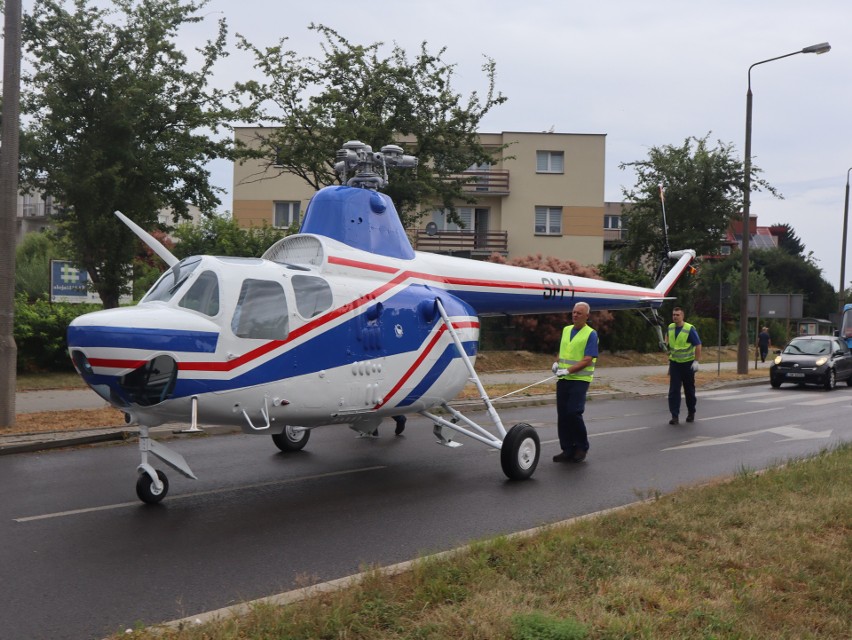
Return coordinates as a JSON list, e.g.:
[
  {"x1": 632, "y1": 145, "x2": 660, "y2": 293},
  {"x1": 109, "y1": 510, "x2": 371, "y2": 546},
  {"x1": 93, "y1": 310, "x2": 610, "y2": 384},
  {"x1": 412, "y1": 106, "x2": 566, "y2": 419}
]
[
  {"x1": 408, "y1": 229, "x2": 508, "y2": 257},
  {"x1": 18, "y1": 201, "x2": 54, "y2": 219},
  {"x1": 451, "y1": 170, "x2": 510, "y2": 196}
]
